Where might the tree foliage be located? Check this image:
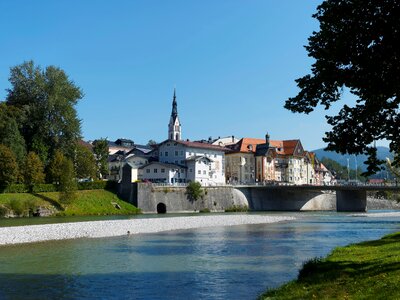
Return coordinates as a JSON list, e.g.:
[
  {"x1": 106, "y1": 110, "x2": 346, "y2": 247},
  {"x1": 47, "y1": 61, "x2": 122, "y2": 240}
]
[
  {"x1": 92, "y1": 138, "x2": 109, "y2": 179},
  {"x1": 321, "y1": 157, "x2": 365, "y2": 181},
  {"x1": 186, "y1": 181, "x2": 204, "y2": 202},
  {"x1": 23, "y1": 152, "x2": 45, "y2": 187},
  {"x1": 6, "y1": 61, "x2": 83, "y2": 163},
  {"x1": 46, "y1": 149, "x2": 65, "y2": 184},
  {"x1": 59, "y1": 157, "x2": 77, "y2": 203},
  {"x1": 0, "y1": 144, "x2": 19, "y2": 186},
  {"x1": 0, "y1": 103, "x2": 26, "y2": 166},
  {"x1": 285, "y1": 0, "x2": 400, "y2": 175},
  {"x1": 75, "y1": 143, "x2": 96, "y2": 180}
]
